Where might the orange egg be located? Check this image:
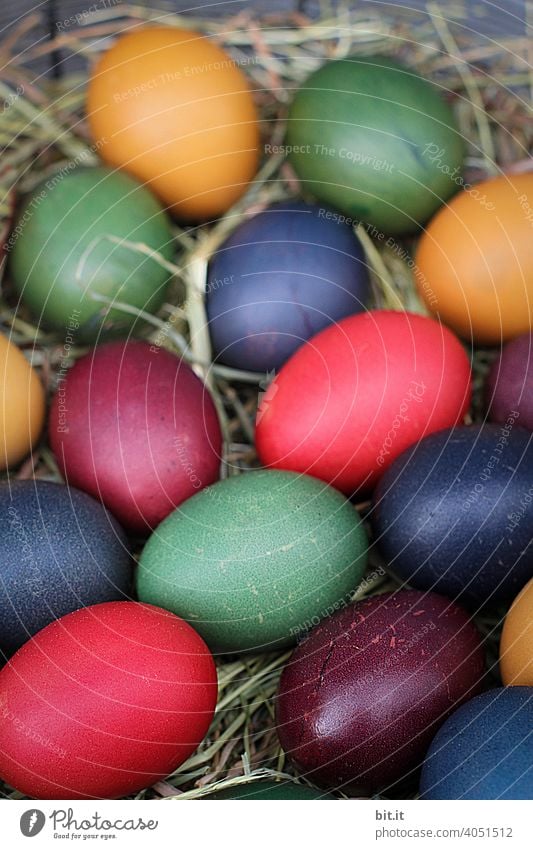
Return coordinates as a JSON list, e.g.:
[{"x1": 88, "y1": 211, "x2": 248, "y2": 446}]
[
  {"x1": 416, "y1": 174, "x2": 533, "y2": 344},
  {"x1": 500, "y1": 577, "x2": 533, "y2": 686},
  {"x1": 87, "y1": 26, "x2": 259, "y2": 221},
  {"x1": 0, "y1": 333, "x2": 45, "y2": 469}
]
